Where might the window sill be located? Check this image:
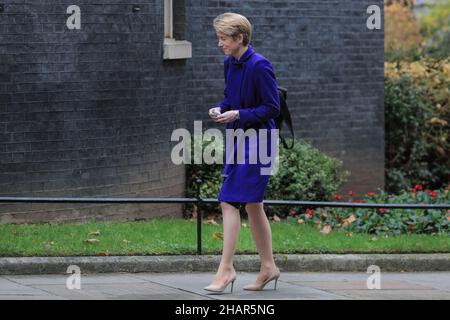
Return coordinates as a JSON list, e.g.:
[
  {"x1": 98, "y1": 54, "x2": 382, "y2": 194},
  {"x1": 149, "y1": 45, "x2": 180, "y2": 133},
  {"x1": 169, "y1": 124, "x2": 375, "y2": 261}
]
[{"x1": 163, "y1": 38, "x2": 192, "y2": 60}]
